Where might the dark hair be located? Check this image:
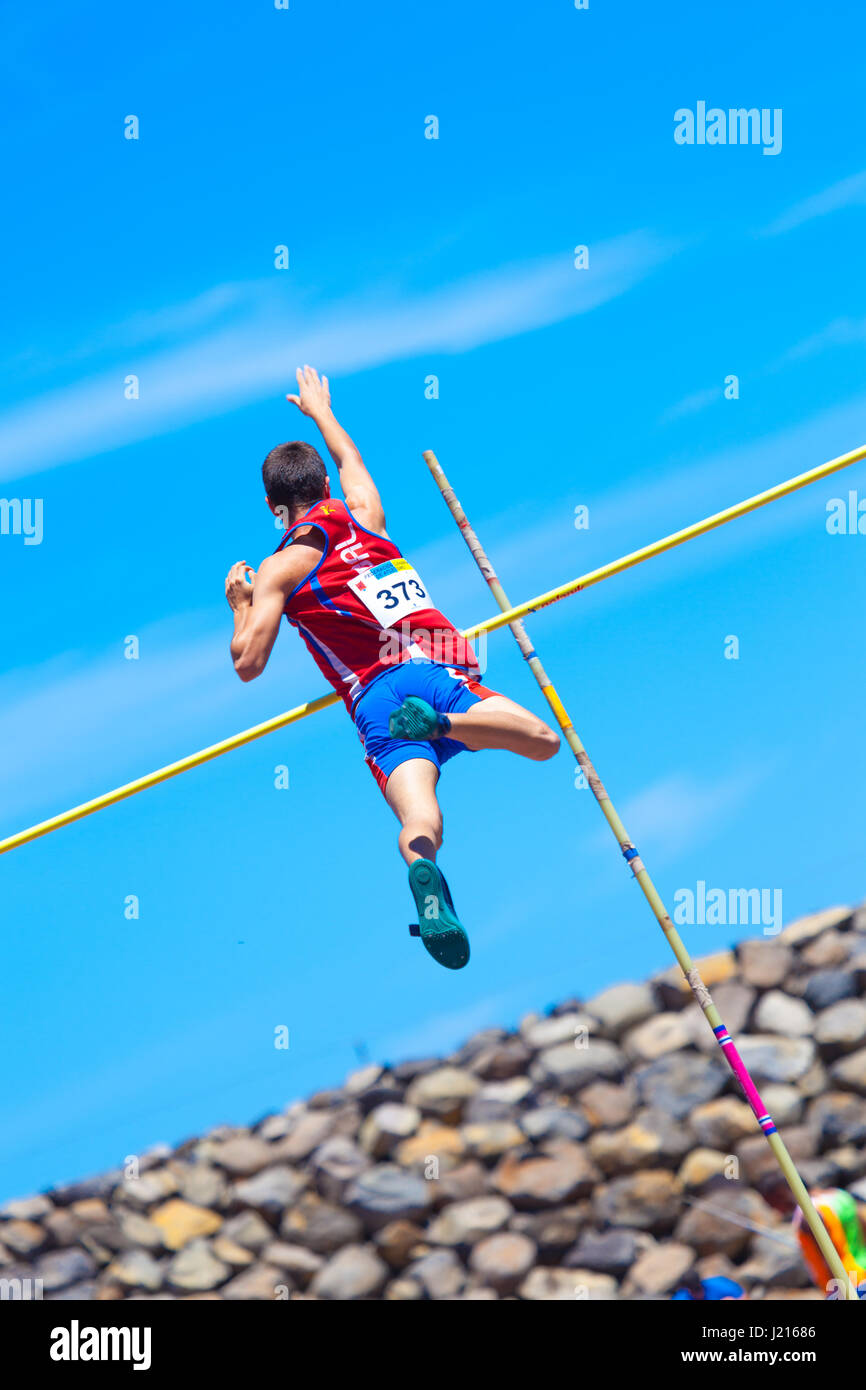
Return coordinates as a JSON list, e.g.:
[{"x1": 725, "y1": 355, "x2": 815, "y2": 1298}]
[{"x1": 262, "y1": 441, "x2": 327, "y2": 511}]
